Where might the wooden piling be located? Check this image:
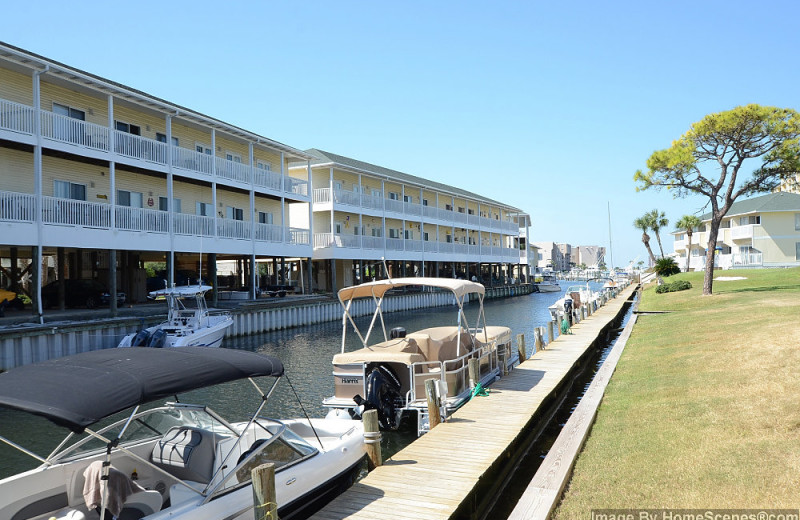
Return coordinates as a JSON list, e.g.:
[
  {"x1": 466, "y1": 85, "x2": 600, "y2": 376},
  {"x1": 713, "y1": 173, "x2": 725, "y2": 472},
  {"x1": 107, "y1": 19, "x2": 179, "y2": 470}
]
[
  {"x1": 547, "y1": 320, "x2": 555, "y2": 345},
  {"x1": 468, "y1": 358, "x2": 480, "y2": 389},
  {"x1": 425, "y1": 378, "x2": 442, "y2": 430},
  {"x1": 363, "y1": 409, "x2": 382, "y2": 470},
  {"x1": 533, "y1": 328, "x2": 542, "y2": 354},
  {"x1": 251, "y1": 463, "x2": 277, "y2": 520},
  {"x1": 516, "y1": 333, "x2": 527, "y2": 363}
]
